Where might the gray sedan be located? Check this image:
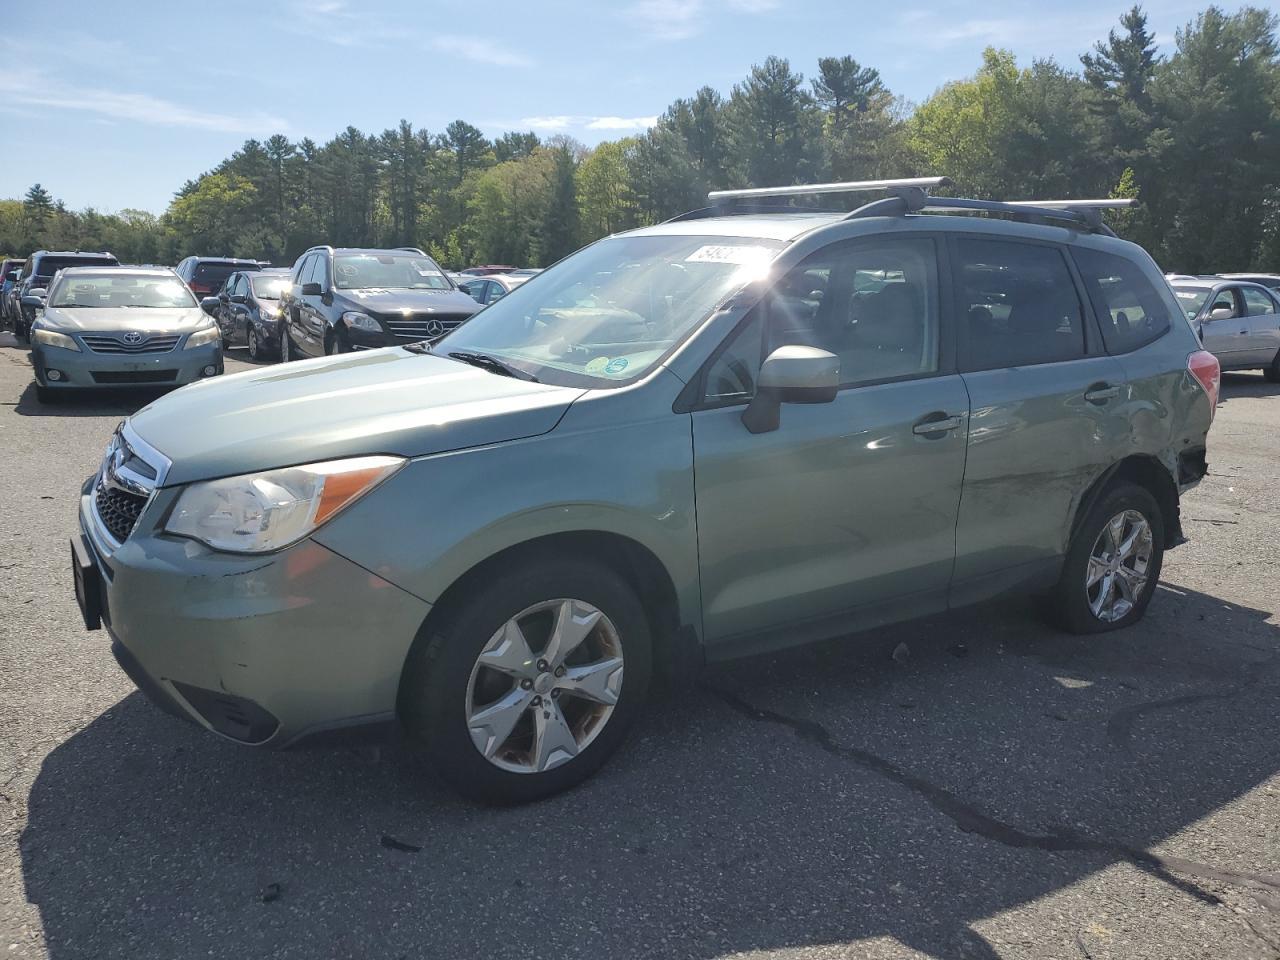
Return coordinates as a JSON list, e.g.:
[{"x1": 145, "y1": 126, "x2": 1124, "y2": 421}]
[
  {"x1": 26, "y1": 266, "x2": 224, "y2": 403},
  {"x1": 1172, "y1": 279, "x2": 1280, "y2": 381}
]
